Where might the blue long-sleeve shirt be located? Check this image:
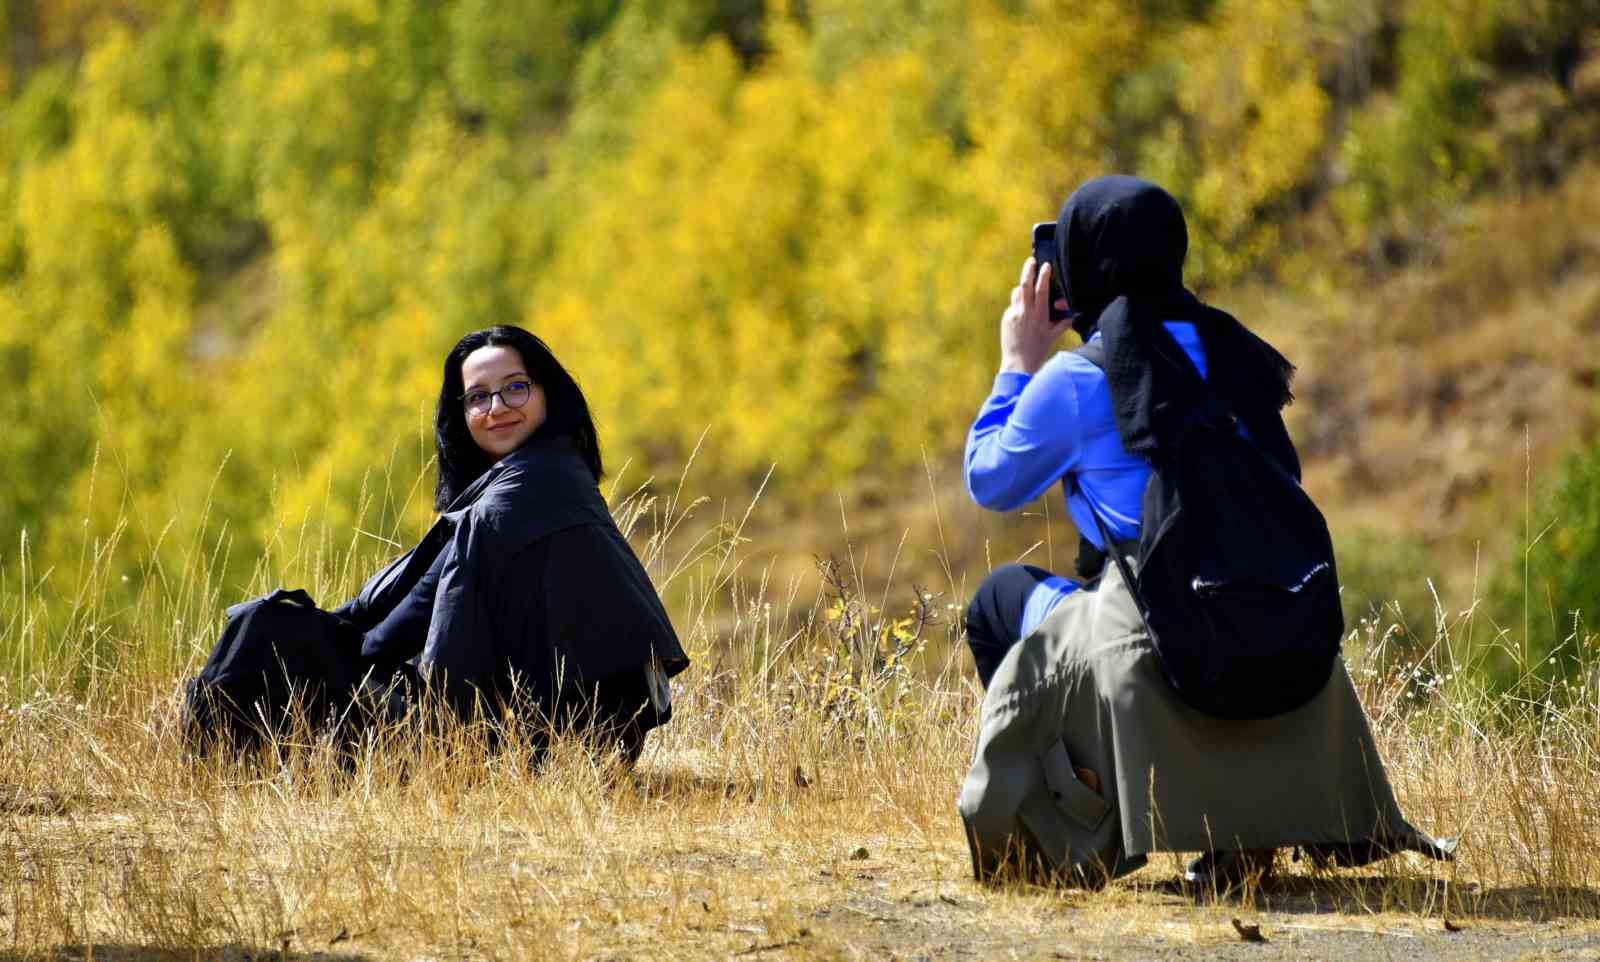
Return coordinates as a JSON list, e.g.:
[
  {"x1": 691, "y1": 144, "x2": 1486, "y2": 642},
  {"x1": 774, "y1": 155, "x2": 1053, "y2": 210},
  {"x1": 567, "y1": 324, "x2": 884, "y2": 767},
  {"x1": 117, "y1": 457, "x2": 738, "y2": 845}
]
[
  {"x1": 964, "y1": 323, "x2": 1209, "y2": 633},
  {"x1": 966, "y1": 323, "x2": 1211, "y2": 543}
]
